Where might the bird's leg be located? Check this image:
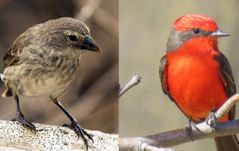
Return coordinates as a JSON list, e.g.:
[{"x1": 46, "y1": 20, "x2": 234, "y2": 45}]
[
  {"x1": 185, "y1": 118, "x2": 201, "y2": 141},
  {"x1": 205, "y1": 110, "x2": 217, "y2": 130},
  {"x1": 51, "y1": 97, "x2": 93, "y2": 150},
  {"x1": 185, "y1": 118, "x2": 194, "y2": 140},
  {"x1": 14, "y1": 95, "x2": 36, "y2": 132}
]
